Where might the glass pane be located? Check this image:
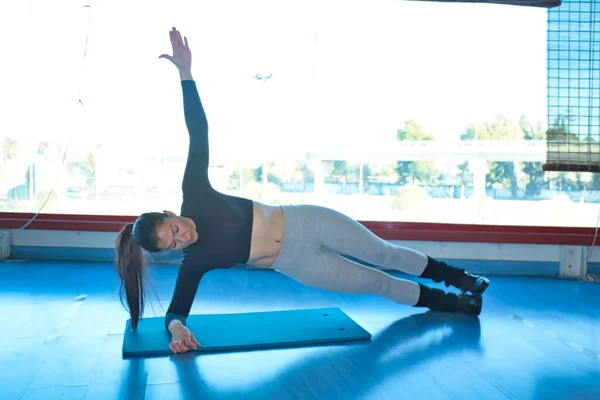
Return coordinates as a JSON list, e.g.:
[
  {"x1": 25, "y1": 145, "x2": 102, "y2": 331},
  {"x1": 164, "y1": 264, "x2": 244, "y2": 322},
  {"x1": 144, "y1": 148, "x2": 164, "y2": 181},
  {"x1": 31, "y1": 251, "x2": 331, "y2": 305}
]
[{"x1": 1, "y1": 0, "x2": 598, "y2": 228}]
